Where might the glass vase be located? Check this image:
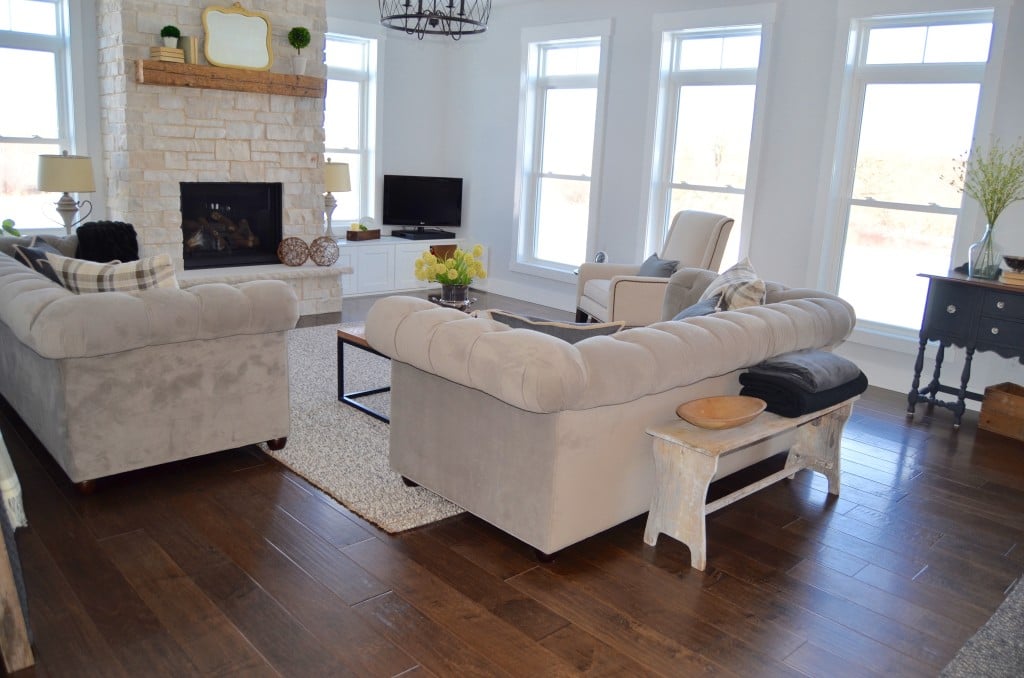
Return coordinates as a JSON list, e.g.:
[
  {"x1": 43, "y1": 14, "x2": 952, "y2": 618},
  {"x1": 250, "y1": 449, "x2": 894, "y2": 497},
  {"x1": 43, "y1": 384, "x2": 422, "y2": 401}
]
[
  {"x1": 968, "y1": 225, "x2": 1001, "y2": 280},
  {"x1": 440, "y1": 283, "x2": 470, "y2": 304}
]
